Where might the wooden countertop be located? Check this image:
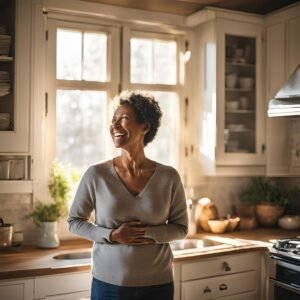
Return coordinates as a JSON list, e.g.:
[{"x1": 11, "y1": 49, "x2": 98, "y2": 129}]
[{"x1": 0, "y1": 228, "x2": 298, "y2": 280}]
